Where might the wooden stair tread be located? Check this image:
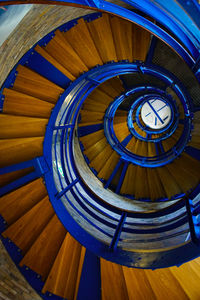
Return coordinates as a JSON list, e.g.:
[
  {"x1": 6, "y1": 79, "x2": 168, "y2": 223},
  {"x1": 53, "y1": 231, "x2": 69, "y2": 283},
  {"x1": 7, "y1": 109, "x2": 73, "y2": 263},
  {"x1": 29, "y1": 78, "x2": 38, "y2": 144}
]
[
  {"x1": 0, "y1": 137, "x2": 44, "y2": 168},
  {"x1": 3, "y1": 88, "x2": 54, "y2": 118},
  {"x1": 87, "y1": 14, "x2": 117, "y2": 63},
  {"x1": 13, "y1": 65, "x2": 63, "y2": 103},
  {"x1": 0, "y1": 114, "x2": 48, "y2": 139},
  {"x1": 19, "y1": 214, "x2": 67, "y2": 280},
  {"x1": 0, "y1": 178, "x2": 47, "y2": 225},
  {"x1": 44, "y1": 30, "x2": 88, "y2": 77},
  {"x1": 64, "y1": 18, "x2": 103, "y2": 68},
  {"x1": 2, "y1": 196, "x2": 54, "y2": 254}
]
